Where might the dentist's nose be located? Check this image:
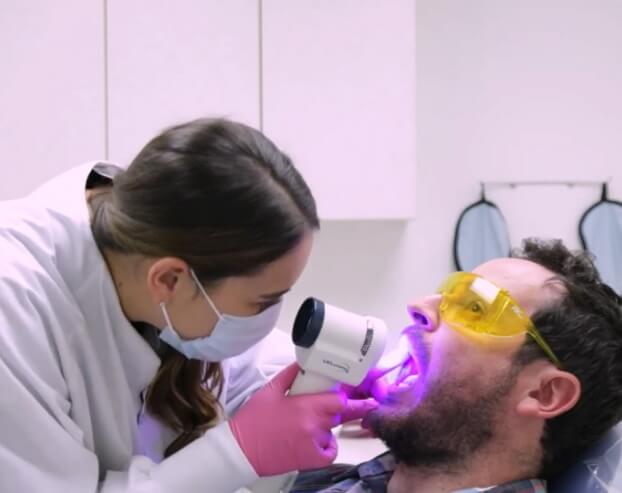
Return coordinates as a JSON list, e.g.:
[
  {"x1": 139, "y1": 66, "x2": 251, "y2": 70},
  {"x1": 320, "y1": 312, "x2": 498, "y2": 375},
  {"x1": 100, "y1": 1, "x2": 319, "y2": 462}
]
[{"x1": 407, "y1": 294, "x2": 441, "y2": 332}]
